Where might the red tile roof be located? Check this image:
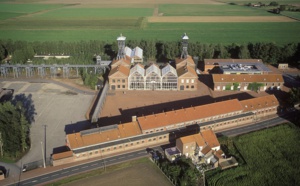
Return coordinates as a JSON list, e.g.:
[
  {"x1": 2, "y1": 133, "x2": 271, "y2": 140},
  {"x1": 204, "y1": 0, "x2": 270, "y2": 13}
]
[
  {"x1": 137, "y1": 99, "x2": 243, "y2": 131},
  {"x1": 239, "y1": 95, "x2": 279, "y2": 112},
  {"x1": 67, "y1": 121, "x2": 141, "y2": 150}
]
